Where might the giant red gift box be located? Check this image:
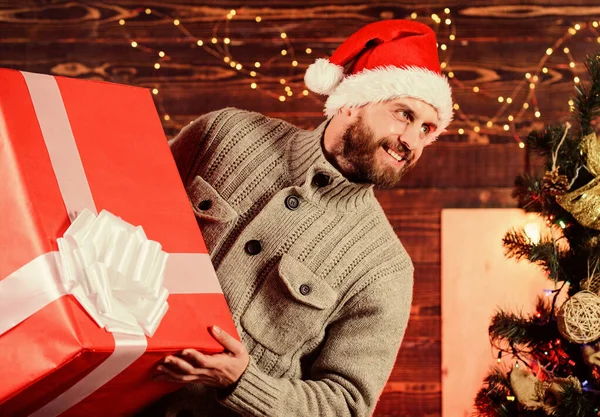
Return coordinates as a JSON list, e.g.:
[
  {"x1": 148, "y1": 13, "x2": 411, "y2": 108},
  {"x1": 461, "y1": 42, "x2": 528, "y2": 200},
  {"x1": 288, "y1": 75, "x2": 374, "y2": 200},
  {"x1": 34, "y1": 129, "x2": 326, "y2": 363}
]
[{"x1": 0, "y1": 68, "x2": 237, "y2": 416}]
